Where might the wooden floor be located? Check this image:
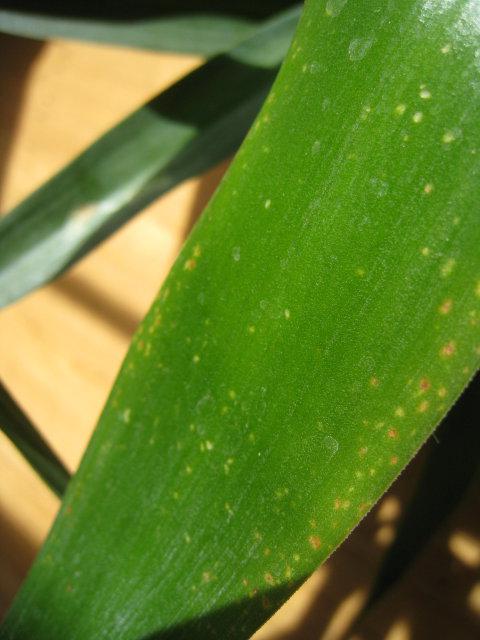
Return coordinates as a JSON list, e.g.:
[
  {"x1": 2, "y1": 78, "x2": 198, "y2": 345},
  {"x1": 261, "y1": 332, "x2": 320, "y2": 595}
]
[{"x1": 0, "y1": 32, "x2": 479, "y2": 639}]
